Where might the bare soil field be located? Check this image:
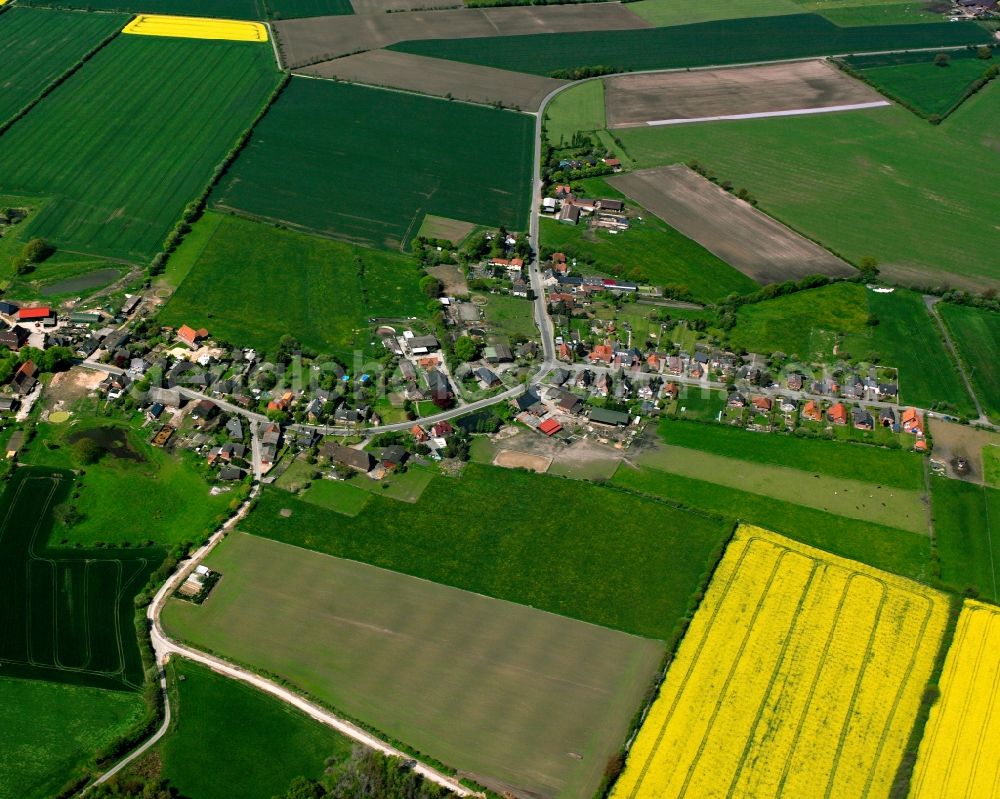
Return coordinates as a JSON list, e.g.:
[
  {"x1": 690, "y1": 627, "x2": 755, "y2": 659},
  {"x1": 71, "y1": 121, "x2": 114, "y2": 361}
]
[
  {"x1": 610, "y1": 165, "x2": 856, "y2": 283},
  {"x1": 299, "y1": 49, "x2": 566, "y2": 111},
  {"x1": 929, "y1": 418, "x2": 1000, "y2": 484},
  {"x1": 493, "y1": 448, "x2": 552, "y2": 473},
  {"x1": 426, "y1": 264, "x2": 468, "y2": 296},
  {"x1": 275, "y1": 4, "x2": 649, "y2": 66},
  {"x1": 605, "y1": 60, "x2": 885, "y2": 127},
  {"x1": 351, "y1": 0, "x2": 459, "y2": 12}
]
